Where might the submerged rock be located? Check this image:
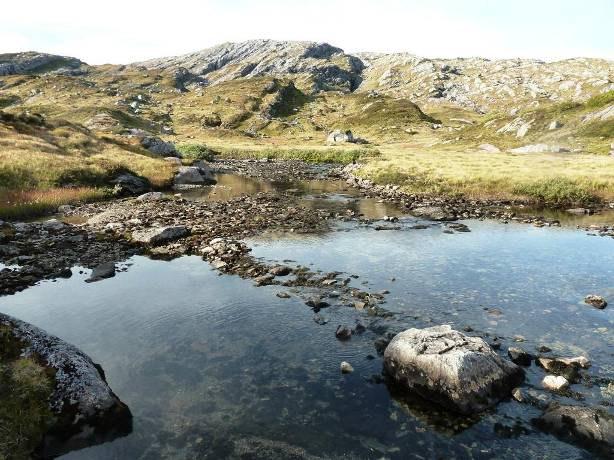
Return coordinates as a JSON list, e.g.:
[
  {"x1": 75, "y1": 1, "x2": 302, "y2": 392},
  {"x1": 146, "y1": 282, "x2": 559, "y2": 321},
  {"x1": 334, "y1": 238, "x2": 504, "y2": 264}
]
[
  {"x1": 585, "y1": 294, "x2": 608, "y2": 309},
  {"x1": 534, "y1": 404, "x2": 614, "y2": 457},
  {"x1": 383, "y1": 325, "x2": 524, "y2": 414},
  {"x1": 410, "y1": 206, "x2": 456, "y2": 221},
  {"x1": 340, "y1": 361, "x2": 354, "y2": 374},
  {"x1": 0, "y1": 313, "x2": 132, "y2": 458},
  {"x1": 85, "y1": 261, "x2": 116, "y2": 283}
]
